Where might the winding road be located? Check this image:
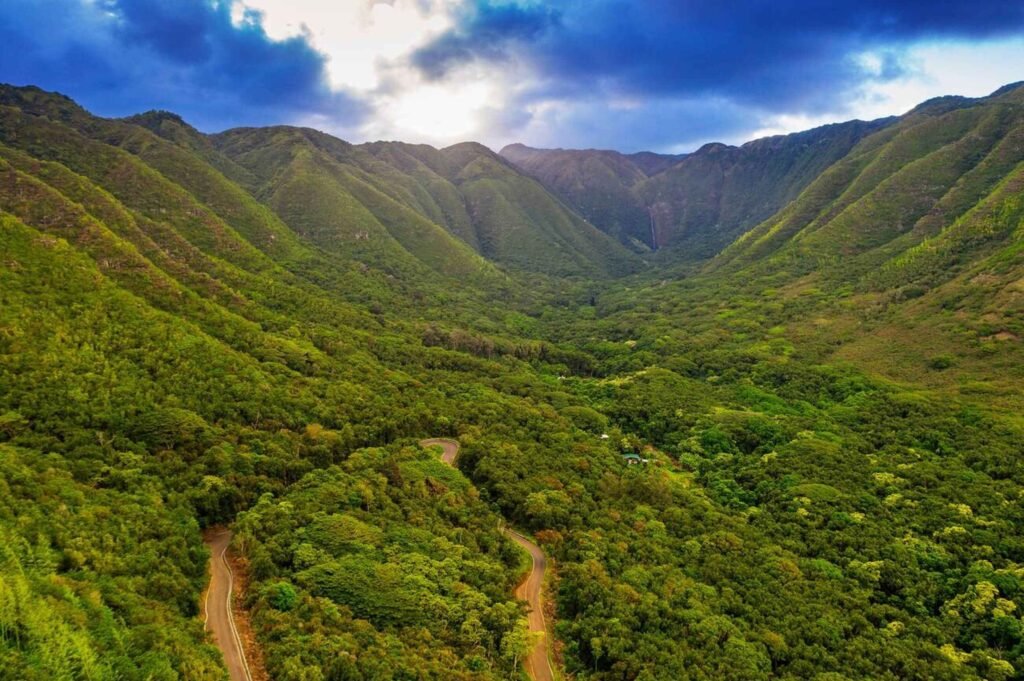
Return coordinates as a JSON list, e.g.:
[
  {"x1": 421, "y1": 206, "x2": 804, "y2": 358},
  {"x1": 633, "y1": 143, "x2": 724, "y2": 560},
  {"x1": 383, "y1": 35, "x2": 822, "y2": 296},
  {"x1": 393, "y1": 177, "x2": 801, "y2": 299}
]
[
  {"x1": 420, "y1": 438, "x2": 555, "y2": 681},
  {"x1": 204, "y1": 529, "x2": 253, "y2": 681},
  {"x1": 204, "y1": 441, "x2": 553, "y2": 681}
]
